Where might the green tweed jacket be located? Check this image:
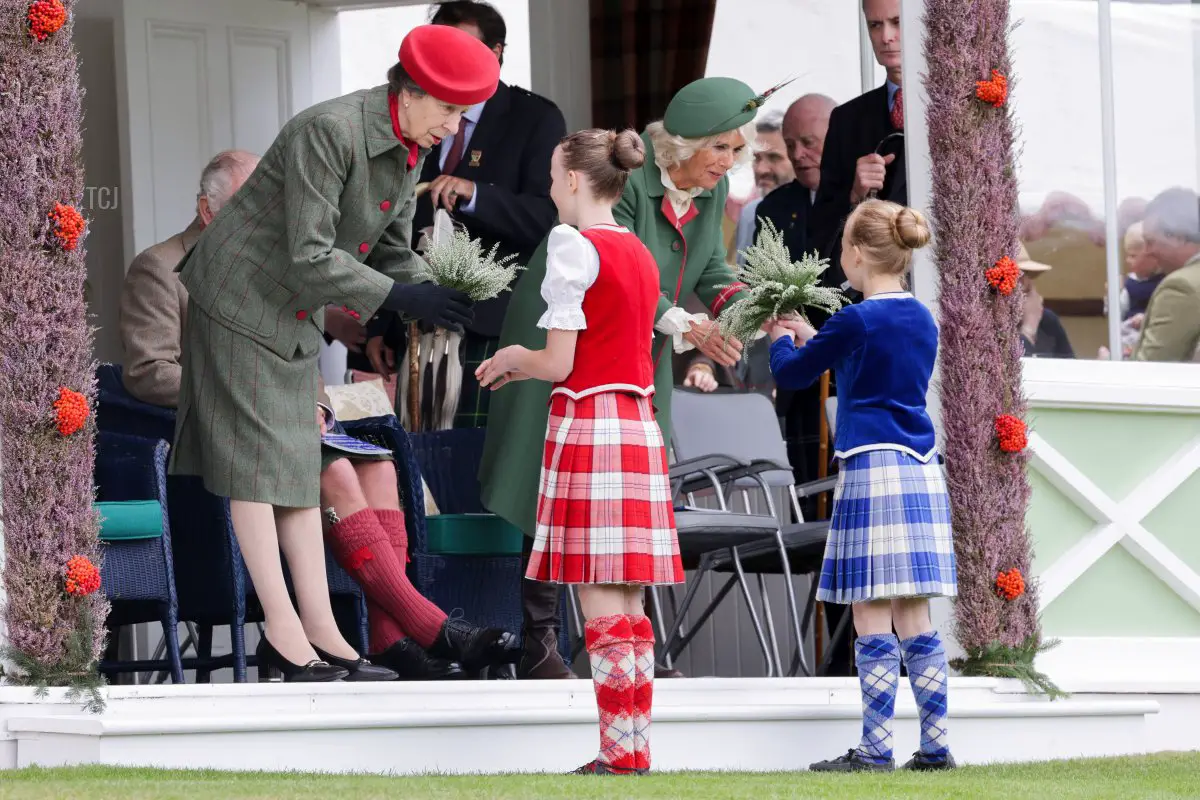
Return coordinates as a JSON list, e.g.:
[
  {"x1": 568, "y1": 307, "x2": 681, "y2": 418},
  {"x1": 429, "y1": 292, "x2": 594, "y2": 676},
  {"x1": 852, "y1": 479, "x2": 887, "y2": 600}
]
[
  {"x1": 170, "y1": 85, "x2": 429, "y2": 507},
  {"x1": 177, "y1": 85, "x2": 427, "y2": 358},
  {"x1": 478, "y1": 131, "x2": 746, "y2": 536}
]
